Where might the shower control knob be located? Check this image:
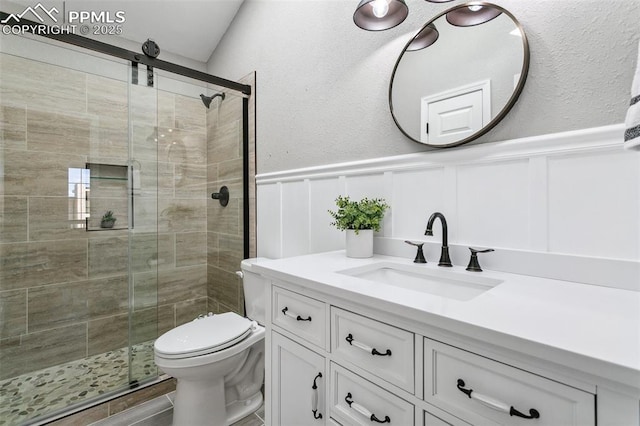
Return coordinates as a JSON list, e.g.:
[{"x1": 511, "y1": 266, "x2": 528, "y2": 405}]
[{"x1": 211, "y1": 186, "x2": 230, "y2": 207}]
